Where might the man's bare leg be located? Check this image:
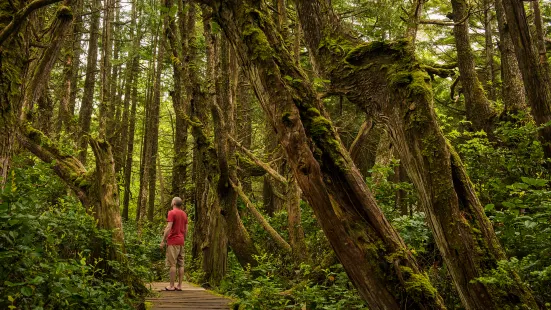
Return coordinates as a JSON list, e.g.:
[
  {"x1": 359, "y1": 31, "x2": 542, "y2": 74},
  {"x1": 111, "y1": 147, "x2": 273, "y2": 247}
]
[
  {"x1": 177, "y1": 266, "x2": 184, "y2": 289},
  {"x1": 169, "y1": 266, "x2": 176, "y2": 288}
]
